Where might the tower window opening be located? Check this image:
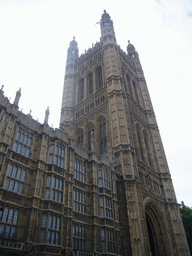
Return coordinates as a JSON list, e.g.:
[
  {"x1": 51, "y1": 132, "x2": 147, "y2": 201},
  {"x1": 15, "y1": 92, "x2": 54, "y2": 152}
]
[
  {"x1": 87, "y1": 73, "x2": 93, "y2": 95},
  {"x1": 88, "y1": 128, "x2": 94, "y2": 150},
  {"x1": 136, "y1": 125, "x2": 144, "y2": 161},
  {"x1": 78, "y1": 79, "x2": 84, "y2": 102},
  {"x1": 143, "y1": 131, "x2": 152, "y2": 166},
  {"x1": 133, "y1": 81, "x2": 140, "y2": 104},
  {"x1": 78, "y1": 135, "x2": 83, "y2": 145},
  {"x1": 99, "y1": 121, "x2": 107, "y2": 154},
  {"x1": 96, "y1": 67, "x2": 103, "y2": 89}
]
